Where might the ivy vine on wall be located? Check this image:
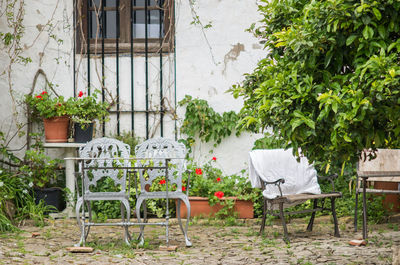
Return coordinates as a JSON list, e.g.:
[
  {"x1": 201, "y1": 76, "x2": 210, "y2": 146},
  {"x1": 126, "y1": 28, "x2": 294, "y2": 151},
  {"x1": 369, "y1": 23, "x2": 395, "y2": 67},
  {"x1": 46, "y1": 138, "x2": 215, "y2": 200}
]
[{"x1": 178, "y1": 95, "x2": 240, "y2": 149}]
